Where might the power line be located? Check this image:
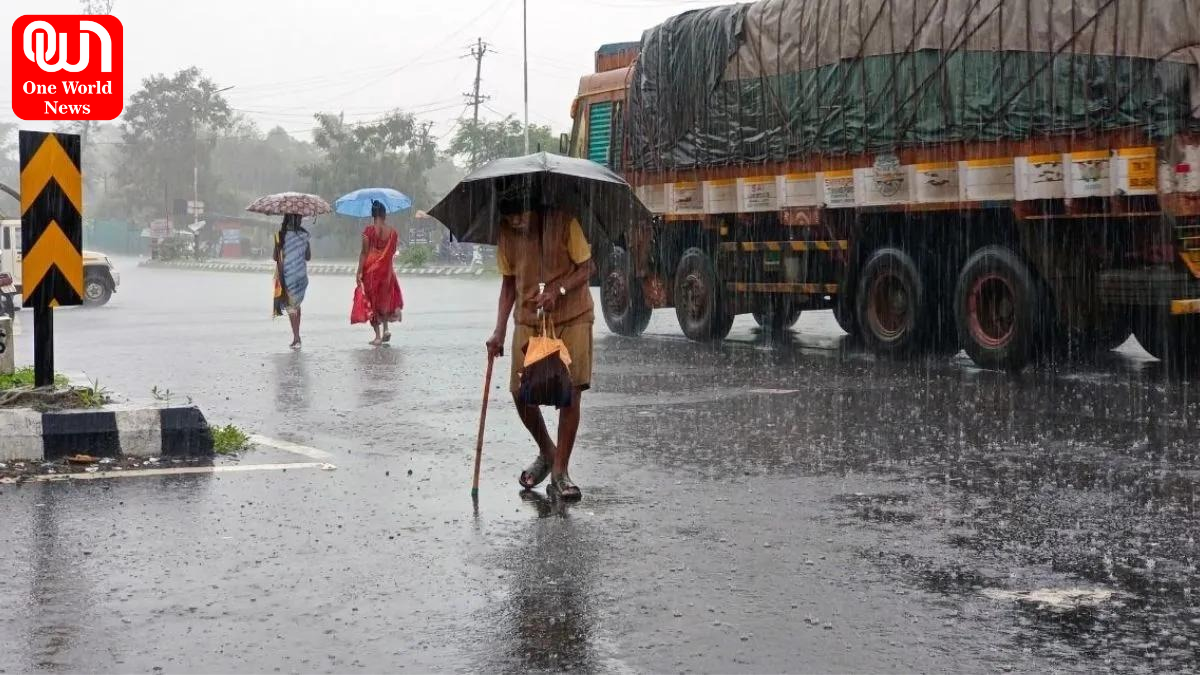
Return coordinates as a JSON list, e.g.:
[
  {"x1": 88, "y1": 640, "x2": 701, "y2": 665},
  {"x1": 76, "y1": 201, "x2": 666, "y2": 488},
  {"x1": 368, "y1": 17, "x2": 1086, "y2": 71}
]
[{"x1": 278, "y1": 102, "x2": 466, "y2": 137}]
